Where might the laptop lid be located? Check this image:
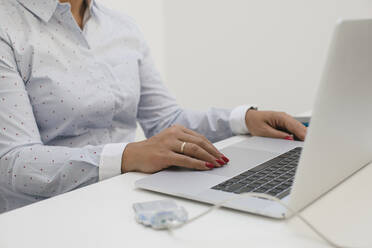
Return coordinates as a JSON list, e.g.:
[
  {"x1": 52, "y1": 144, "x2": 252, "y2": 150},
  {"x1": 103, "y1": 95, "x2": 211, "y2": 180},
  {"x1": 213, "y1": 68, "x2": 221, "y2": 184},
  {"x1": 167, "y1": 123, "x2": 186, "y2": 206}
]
[{"x1": 289, "y1": 19, "x2": 372, "y2": 212}]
